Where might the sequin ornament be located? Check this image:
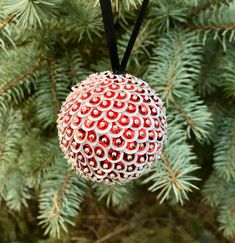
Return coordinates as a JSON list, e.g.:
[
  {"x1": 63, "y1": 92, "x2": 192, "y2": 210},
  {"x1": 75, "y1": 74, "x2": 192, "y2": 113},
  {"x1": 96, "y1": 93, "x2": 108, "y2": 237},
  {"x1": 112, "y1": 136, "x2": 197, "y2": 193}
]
[{"x1": 57, "y1": 71, "x2": 167, "y2": 184}]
